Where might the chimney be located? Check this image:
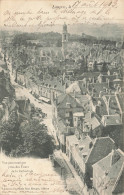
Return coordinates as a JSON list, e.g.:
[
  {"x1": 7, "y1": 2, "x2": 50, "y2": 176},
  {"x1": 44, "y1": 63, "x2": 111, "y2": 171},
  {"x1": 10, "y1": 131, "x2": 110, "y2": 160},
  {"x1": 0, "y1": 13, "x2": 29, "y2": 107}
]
[
  {"x1": 106, "y1": 78, "x2": 110, "y2": 88},
  {"x1": 110, "y1": 149, "x2": 115, "y2": 167},
  {"x1": 106, "y1": 88, "x2": 108, "y2": 93},
  {"x1": 60, "y1": 78, "x2": 63, "y2": 85},
  {"x1": 96, "y1": 105, "x2": 100, "y2": 116},
  {"x1": 86, "y1": 81, "x2": 89, "y2": 89},
  {"x1": 92, "y1": 88, "x2": 95, "y2": 96},
  {"x1": 90, "y1": 125, "x2": 93, "y2": 138},
  {"x1": 99, "y1": 91, "x2": 102, "y2": 98},
  {"x1": 116, "y1": 73, "x2": 118, "y2": 79},
  {"x1": 106, "y1": 97, "x2": 110, "y2": 115},
  {"x1": 64, "y1": 82, "x2": 67, "y2": 93},
  {"x1": 88, "y1": 111, "x2": 92, "y2": 119}
]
